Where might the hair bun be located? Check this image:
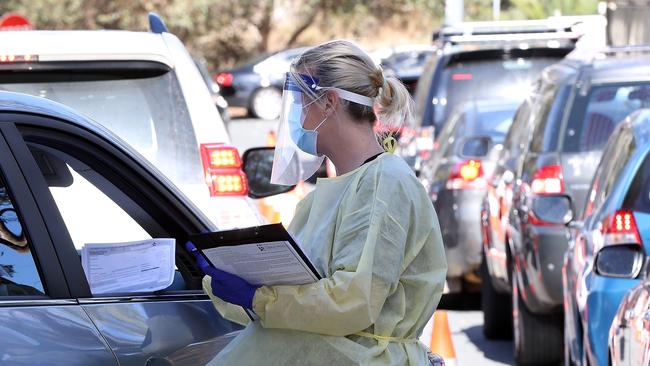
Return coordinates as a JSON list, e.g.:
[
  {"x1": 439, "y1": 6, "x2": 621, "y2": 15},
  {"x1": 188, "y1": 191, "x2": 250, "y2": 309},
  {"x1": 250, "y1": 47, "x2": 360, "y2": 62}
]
[{"x1": 369, "y1": 69, "x2": 384, "y2": 91}]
